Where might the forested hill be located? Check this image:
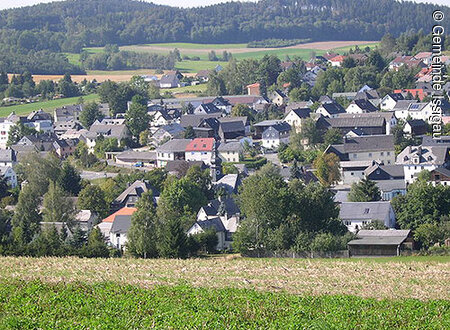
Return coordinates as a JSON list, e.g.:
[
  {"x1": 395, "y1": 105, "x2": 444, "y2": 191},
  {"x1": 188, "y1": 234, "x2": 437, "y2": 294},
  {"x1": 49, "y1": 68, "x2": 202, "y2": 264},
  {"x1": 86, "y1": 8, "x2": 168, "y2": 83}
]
[{"x1": 0, "y1": 0, "x2": 448, "y2": 53}]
